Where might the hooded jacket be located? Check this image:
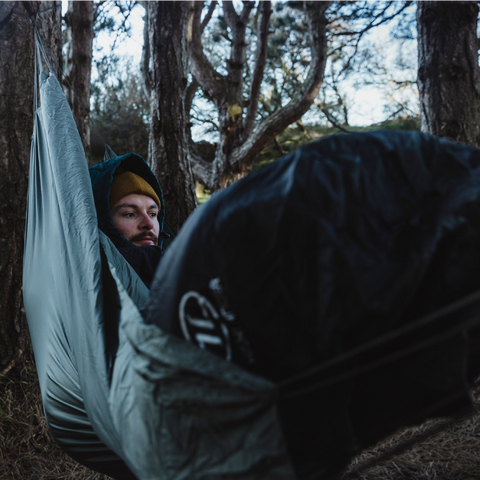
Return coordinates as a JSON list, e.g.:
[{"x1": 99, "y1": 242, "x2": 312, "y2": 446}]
[{"x1": 89, "y1": 153, "x2": 166, "y2": 288}]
